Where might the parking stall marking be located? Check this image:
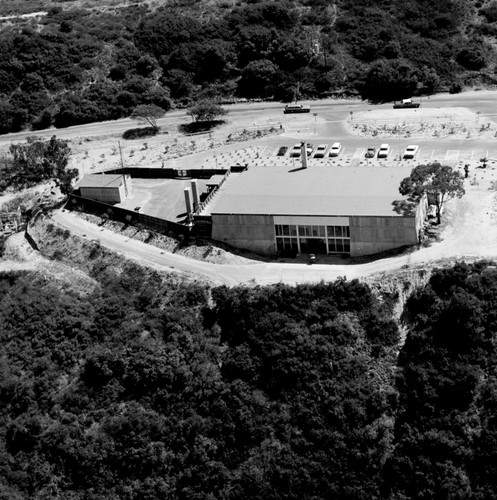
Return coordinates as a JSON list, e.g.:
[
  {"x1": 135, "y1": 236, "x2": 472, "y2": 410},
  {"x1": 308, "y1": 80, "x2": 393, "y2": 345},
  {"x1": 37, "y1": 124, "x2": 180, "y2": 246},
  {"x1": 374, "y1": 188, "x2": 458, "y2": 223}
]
[
  {"x1": 353, "y1": 148, "x2": 365, "y2": 159},
  {"x1": 445, "y1": 150, "x2": 460, "y2": 161}
]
